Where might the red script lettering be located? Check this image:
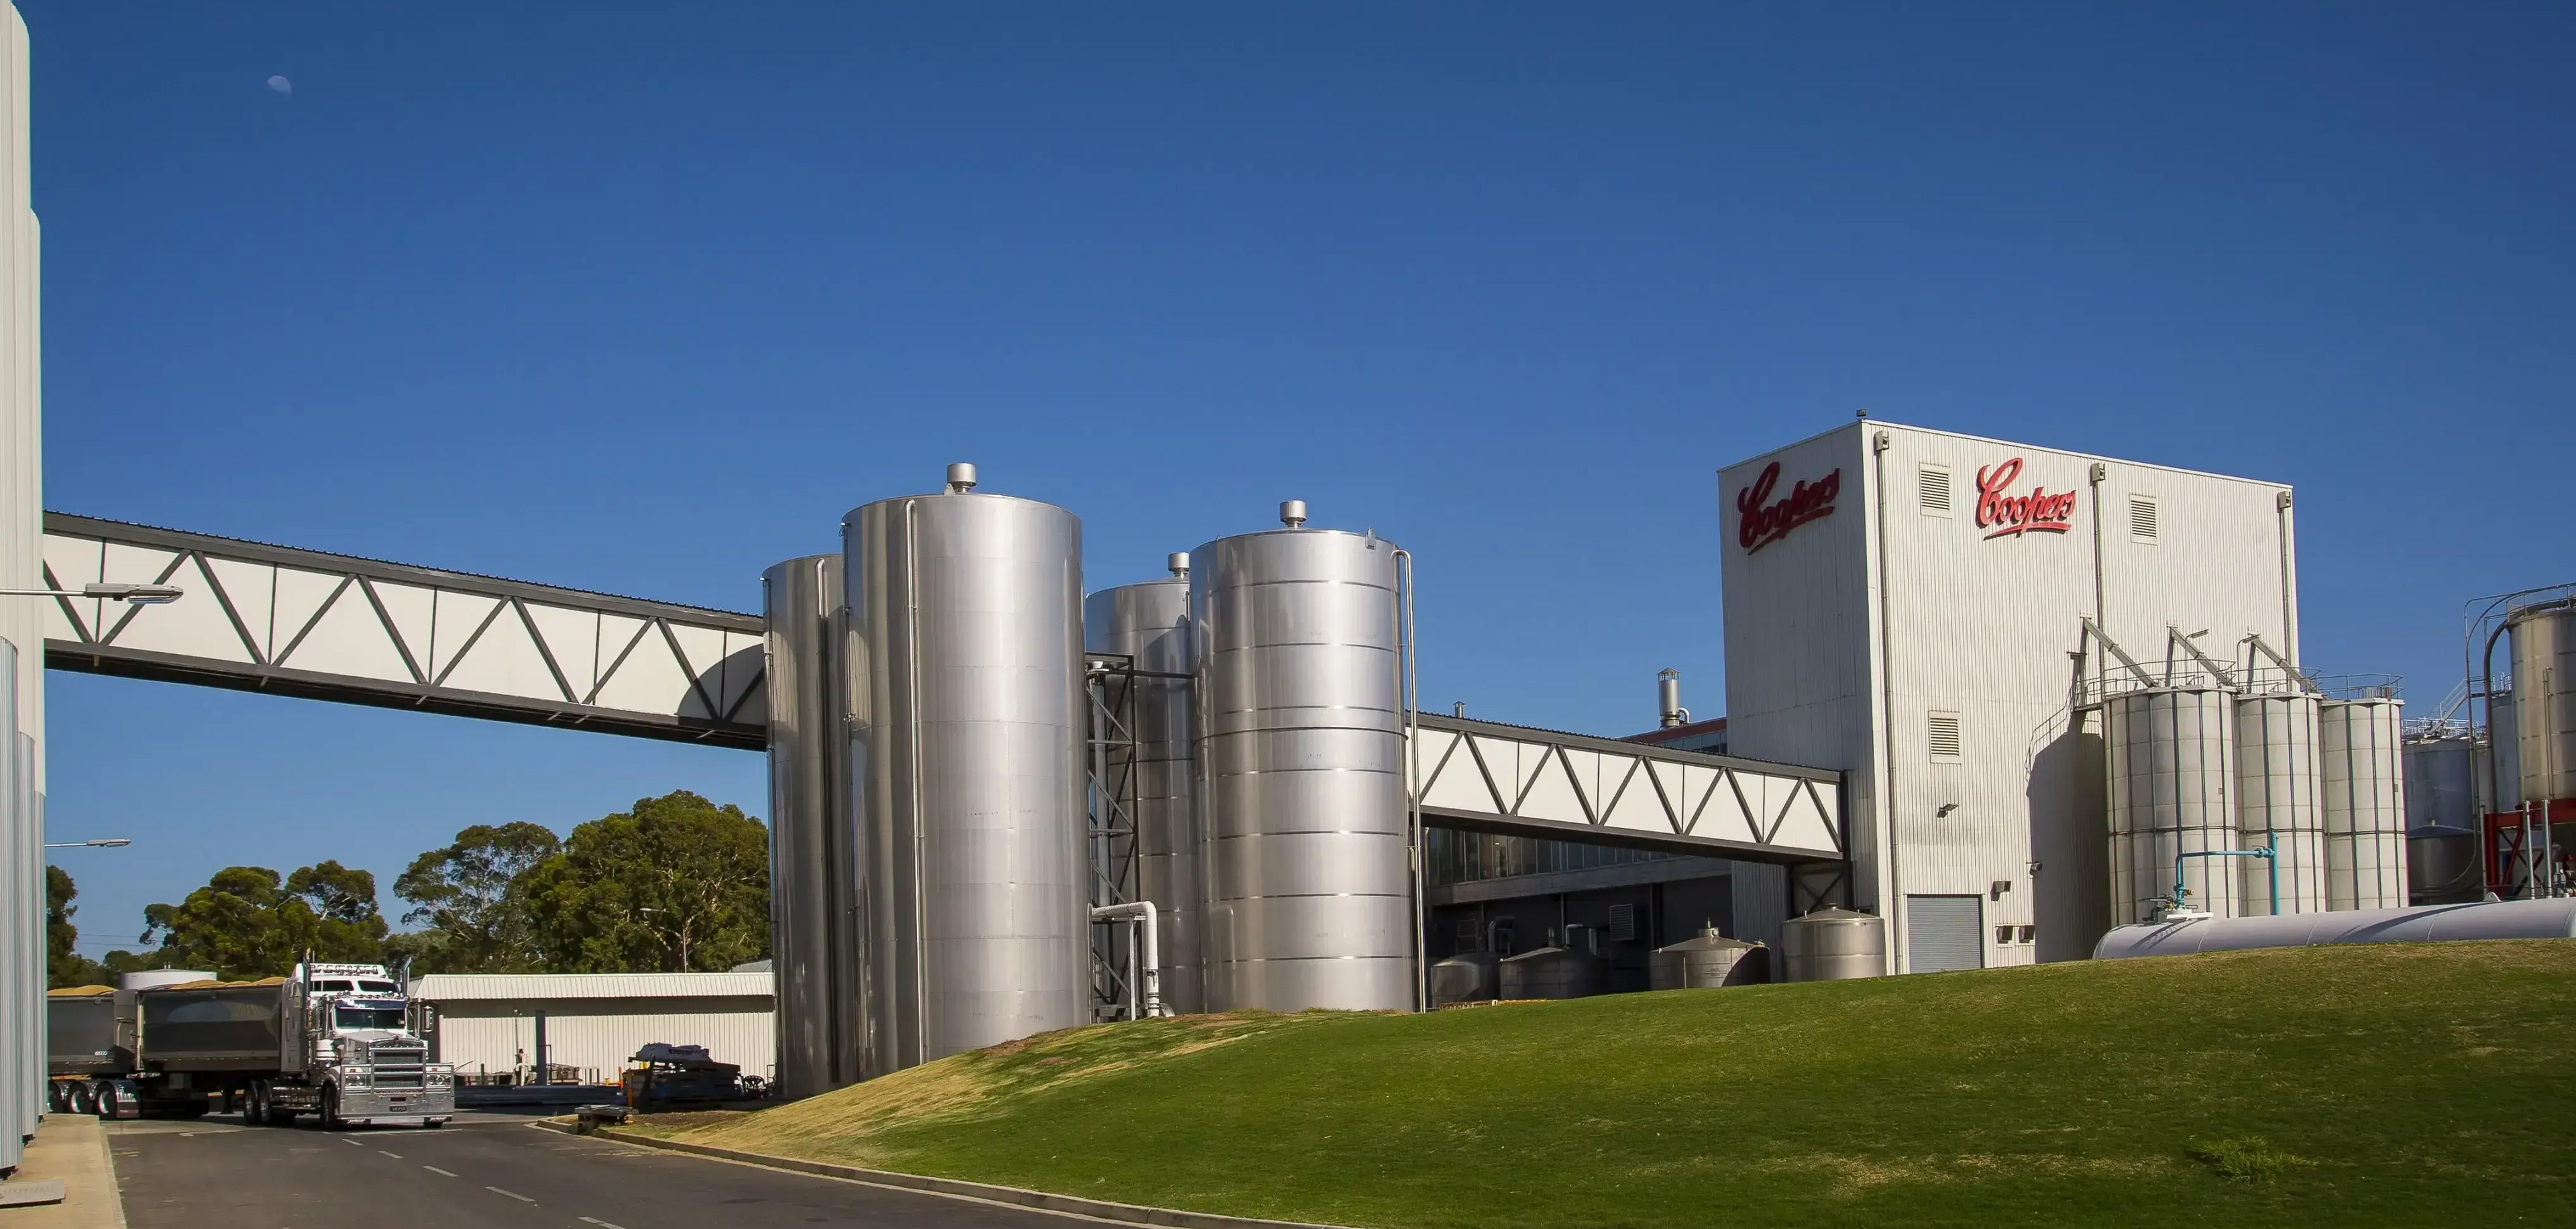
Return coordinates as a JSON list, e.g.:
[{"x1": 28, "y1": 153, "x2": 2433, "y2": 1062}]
[{"x1": 1735, "y1": 462, "x2": 1841, "y2": 553}]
